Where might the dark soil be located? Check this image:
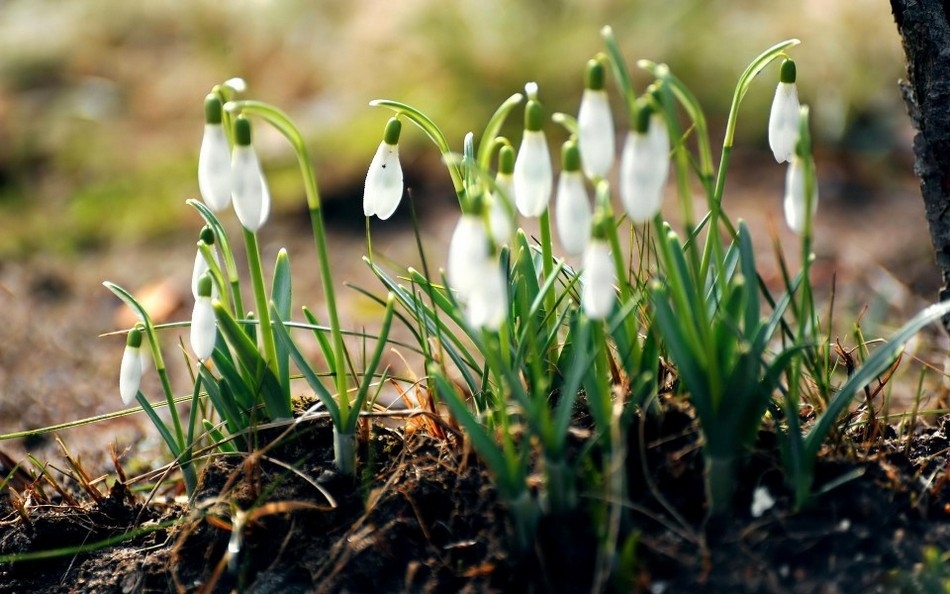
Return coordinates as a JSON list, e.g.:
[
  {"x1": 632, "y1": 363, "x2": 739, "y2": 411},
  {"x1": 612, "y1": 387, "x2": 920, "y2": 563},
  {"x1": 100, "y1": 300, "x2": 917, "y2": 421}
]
[{"x1": 2, "y1": 396, "x2": 950, "y2": 594}]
